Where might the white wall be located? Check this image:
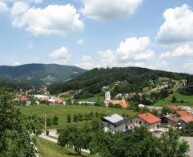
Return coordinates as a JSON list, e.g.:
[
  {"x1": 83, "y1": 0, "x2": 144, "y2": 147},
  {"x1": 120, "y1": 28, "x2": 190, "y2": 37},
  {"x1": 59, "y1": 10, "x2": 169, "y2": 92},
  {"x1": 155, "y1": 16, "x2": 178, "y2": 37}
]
[{"x1": 127, "y1": 117, "x2": 160, "y2": 131}]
